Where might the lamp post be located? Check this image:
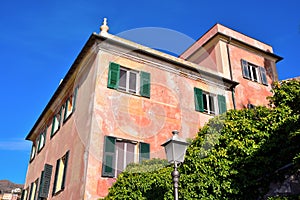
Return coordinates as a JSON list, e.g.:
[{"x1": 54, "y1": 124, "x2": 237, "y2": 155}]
[{"x1": 161, "y1": 130, "x2": 189, "y2": 200}]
